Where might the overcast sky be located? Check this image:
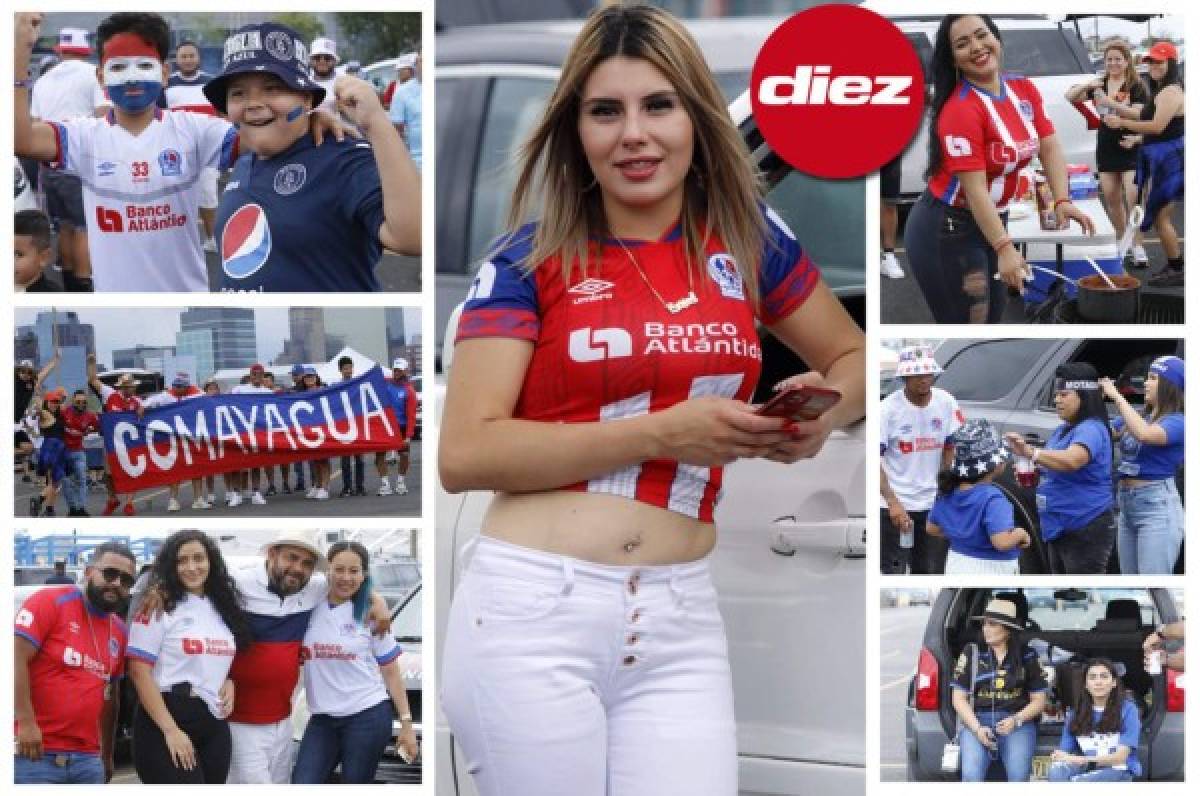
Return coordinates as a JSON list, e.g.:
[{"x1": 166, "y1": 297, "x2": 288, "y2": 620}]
[{"x1": 14, "y1": 307, "x2": 421, "y2": 368}]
